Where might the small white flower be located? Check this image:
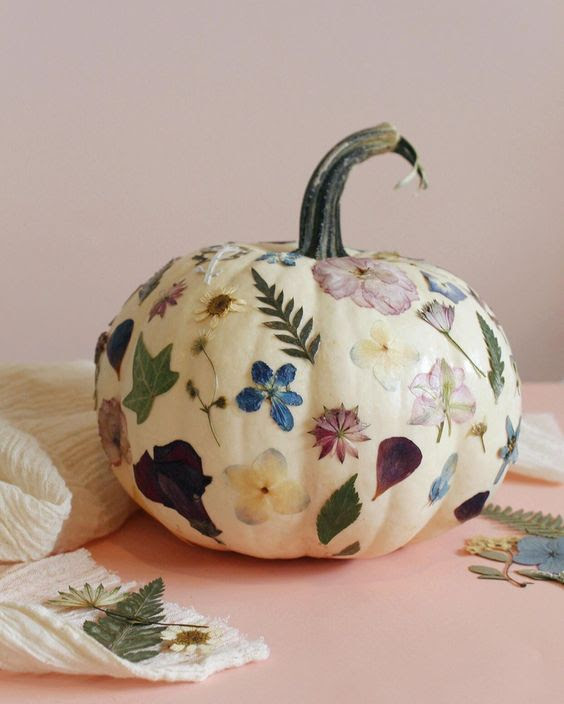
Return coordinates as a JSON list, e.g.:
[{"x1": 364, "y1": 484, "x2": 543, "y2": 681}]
[{"x1": 160, "y1": 625, "x2": 223, "y2": 656}]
